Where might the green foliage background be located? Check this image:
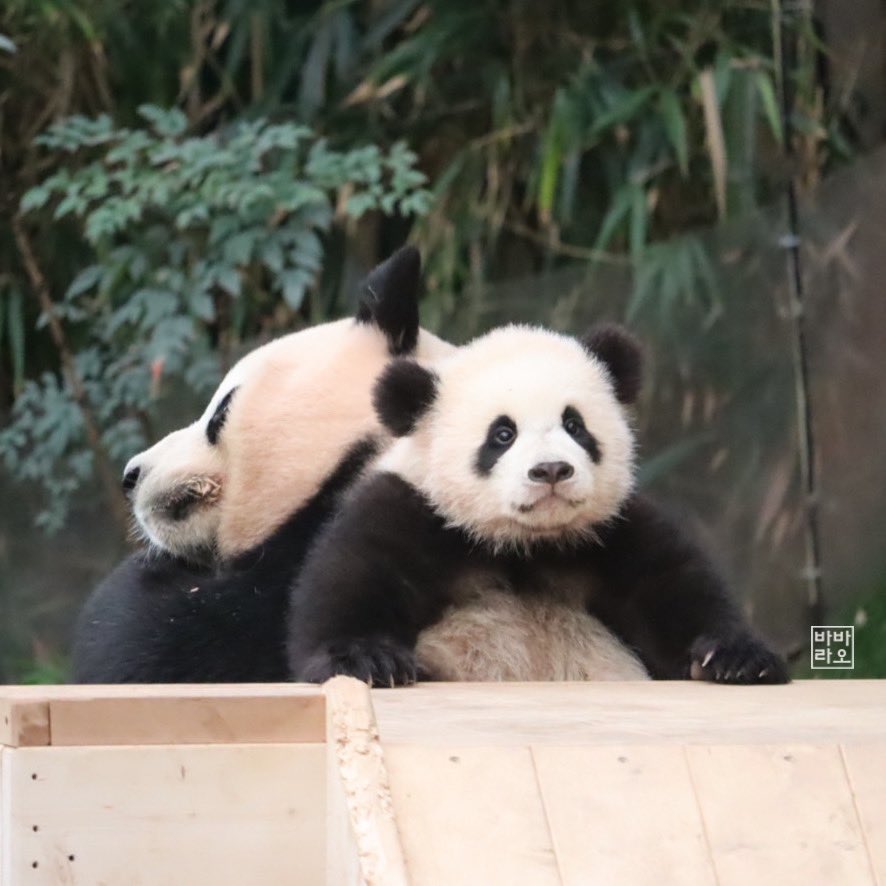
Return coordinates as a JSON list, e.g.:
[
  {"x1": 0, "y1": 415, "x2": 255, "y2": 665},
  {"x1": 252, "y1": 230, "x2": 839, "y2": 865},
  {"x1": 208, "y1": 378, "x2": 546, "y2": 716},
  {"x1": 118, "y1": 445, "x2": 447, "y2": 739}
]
[{"x1": 0, "y1": 0, "x2": 870, "y2": 681}]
